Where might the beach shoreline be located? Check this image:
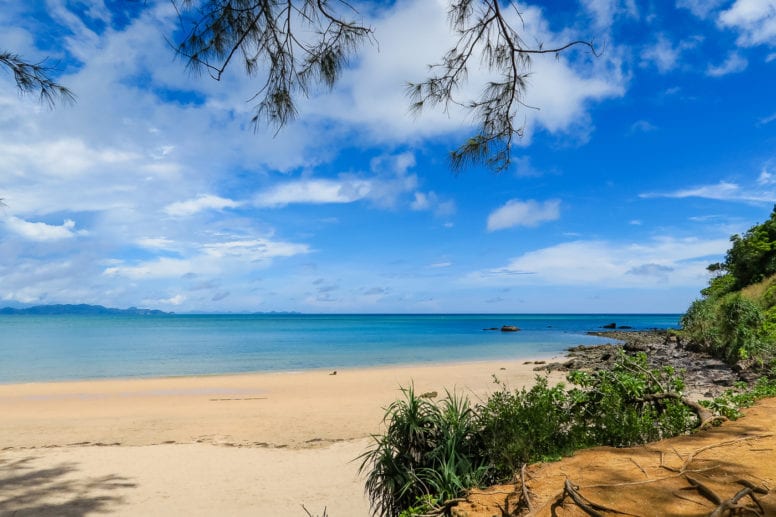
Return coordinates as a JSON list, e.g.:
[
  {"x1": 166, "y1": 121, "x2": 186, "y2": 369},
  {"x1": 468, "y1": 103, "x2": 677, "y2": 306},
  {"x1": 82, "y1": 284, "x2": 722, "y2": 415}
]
[
  {"x1": 0, "y1": 356, "x2": 565, "y2": 450},
  {"x1": 0, "y1": 356, "x2": 565, "y2": 515}
]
